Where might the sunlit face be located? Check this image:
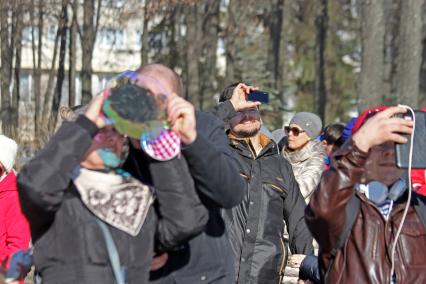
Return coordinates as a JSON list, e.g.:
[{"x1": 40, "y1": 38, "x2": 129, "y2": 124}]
[
  {"x1": 364, "y1": 141, "x2": 405, "y2": 186},
  {"x1": 229, "y1": 107, "x2": 261, "y2": 138},
  {"x1": 286, "y1": 123, "x2": 311, "y2": 150},
  {"x1": 80, "y1": 126, "x2": 126, "y2": 170}
]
